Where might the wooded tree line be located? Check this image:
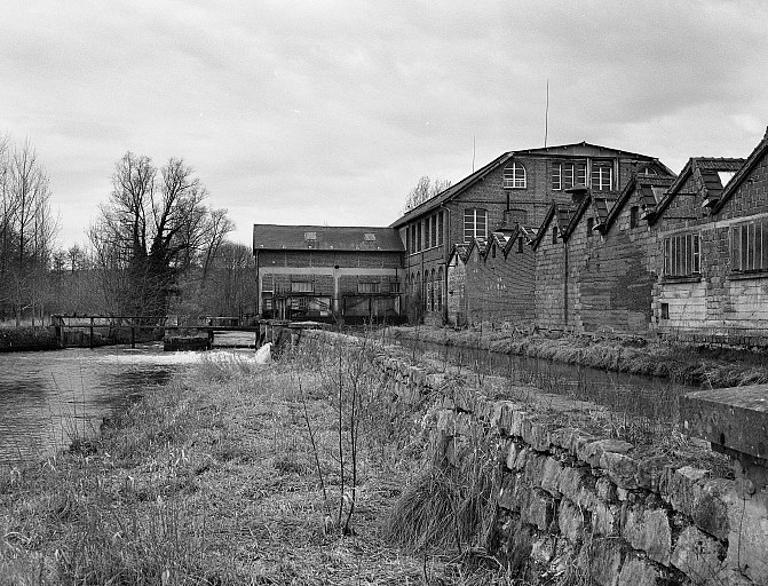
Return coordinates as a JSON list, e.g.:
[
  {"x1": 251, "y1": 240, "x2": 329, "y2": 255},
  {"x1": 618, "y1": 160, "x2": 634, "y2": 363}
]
[
  {"x1": 0, "y1": 135, "x2": 56, "y2": 324},
  {"x1": 0, "y1": 138, "x2": 256, "y2": 324}
]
